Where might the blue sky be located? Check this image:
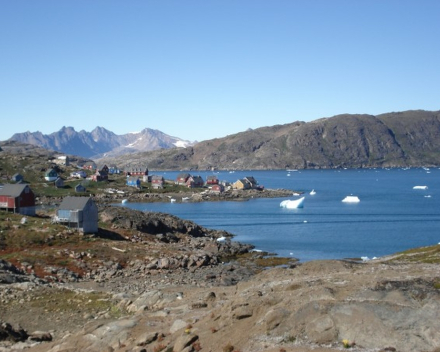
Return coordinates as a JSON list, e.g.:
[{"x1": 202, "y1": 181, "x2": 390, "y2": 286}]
[{"x1": 1, "y1": 1, "x2": 439, "y2": 142}]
